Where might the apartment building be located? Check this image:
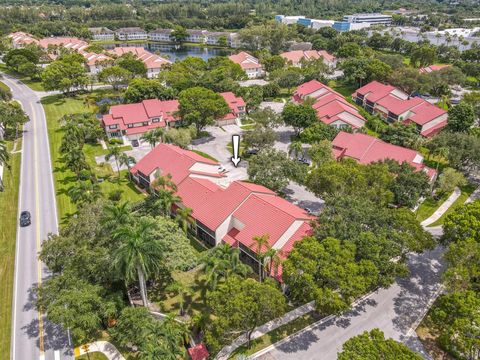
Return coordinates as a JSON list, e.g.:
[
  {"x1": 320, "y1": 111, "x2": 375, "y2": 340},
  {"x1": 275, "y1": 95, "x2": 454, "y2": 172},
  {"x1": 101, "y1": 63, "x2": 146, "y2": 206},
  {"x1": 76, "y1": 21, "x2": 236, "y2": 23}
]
[
  {"x1": 228, "y1": 51, "x2": 264, "y2": 79},
  {"x1": 353, "y1": 81, "x2": 448, "y2": 137},
  {"x1": 280, "y1": 50, "x2": 337, "y2": 68},
  {"x1": 130, "y1": 144, "x2": 313, "y2": 279},
  {"x1": 115, "y1": 27, "x2": 148, "y2": 41},
  {"x1": 109, "y1": 47, "x2": 171, "y2": 78},
  {"x1": 148, "y1": 29, "x2": 173, "y2": 42},
  {"x1": 89, "y1": 27, "x2": 115, "y2": 41},
  {"x1": 293, "y1": 80, "x2": 366, "y2": 129}
]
